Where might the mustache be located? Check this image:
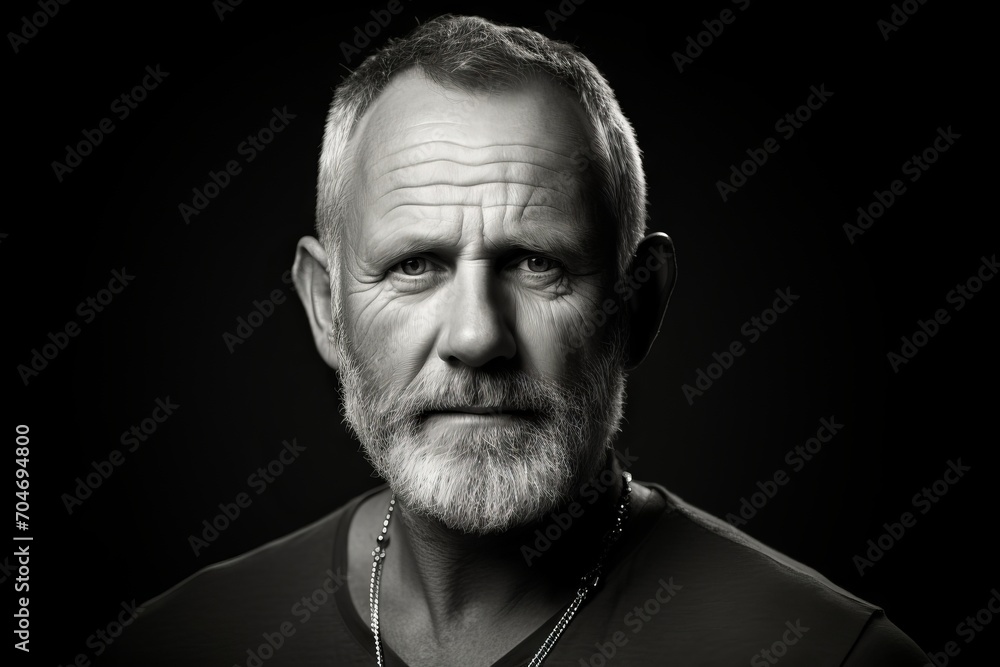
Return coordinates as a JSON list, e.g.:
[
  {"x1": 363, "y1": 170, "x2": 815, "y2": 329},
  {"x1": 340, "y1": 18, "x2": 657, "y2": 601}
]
[{"x1": 375, "y1": 367, "x2": 570, "y2": 416}]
